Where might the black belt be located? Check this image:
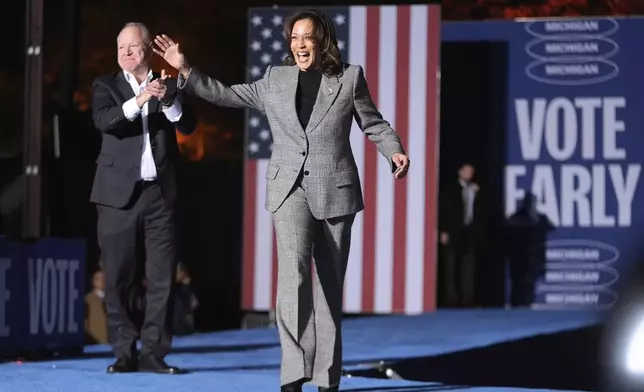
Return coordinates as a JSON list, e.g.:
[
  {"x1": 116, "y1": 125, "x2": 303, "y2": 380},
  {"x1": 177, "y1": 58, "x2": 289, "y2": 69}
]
[{"x1": 137, "y1": 179, "x2": 158, "y2": 188}]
